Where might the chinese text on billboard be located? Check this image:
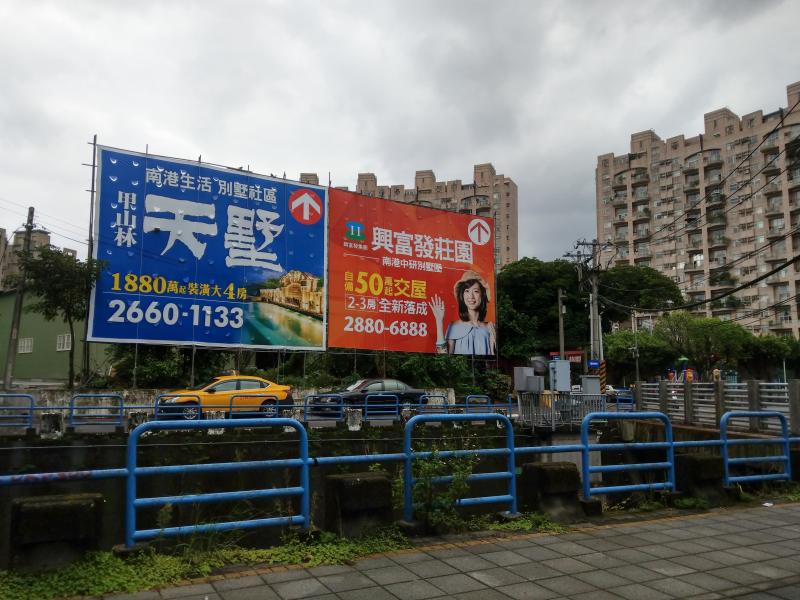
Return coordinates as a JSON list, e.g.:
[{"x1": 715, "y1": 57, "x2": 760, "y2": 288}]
[
  {"x1": 88, "y1": 147, "x2": 327, "y2": 350},
  {"x1": 328, "y1": 189, "x2": 495, "y2": 355}
]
